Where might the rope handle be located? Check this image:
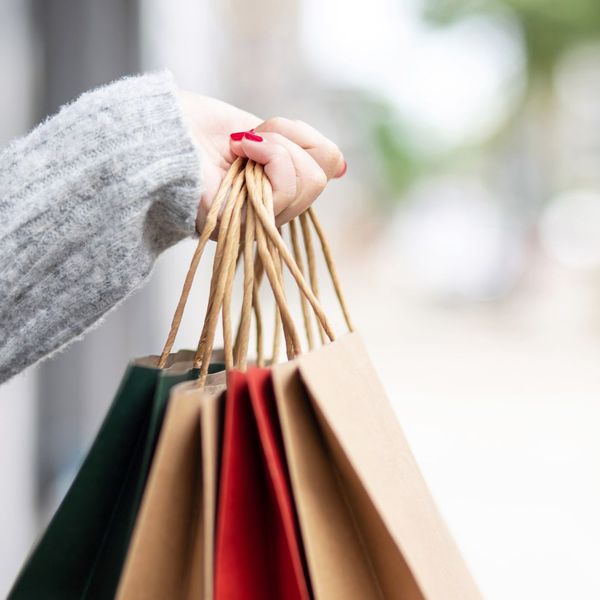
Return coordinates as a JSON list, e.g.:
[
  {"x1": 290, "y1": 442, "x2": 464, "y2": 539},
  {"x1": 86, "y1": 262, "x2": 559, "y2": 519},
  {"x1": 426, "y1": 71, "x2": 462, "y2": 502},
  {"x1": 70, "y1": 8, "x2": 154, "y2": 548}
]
[
  {"x1": 193, "y1": 169, "x2": 246, "y2": 382},
  {"x1": 158, "y1": 158, "x2": 353, "y2": 377},
  {"x1": 157, "y1": 157, "x2": 245, "y2": 368}
]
